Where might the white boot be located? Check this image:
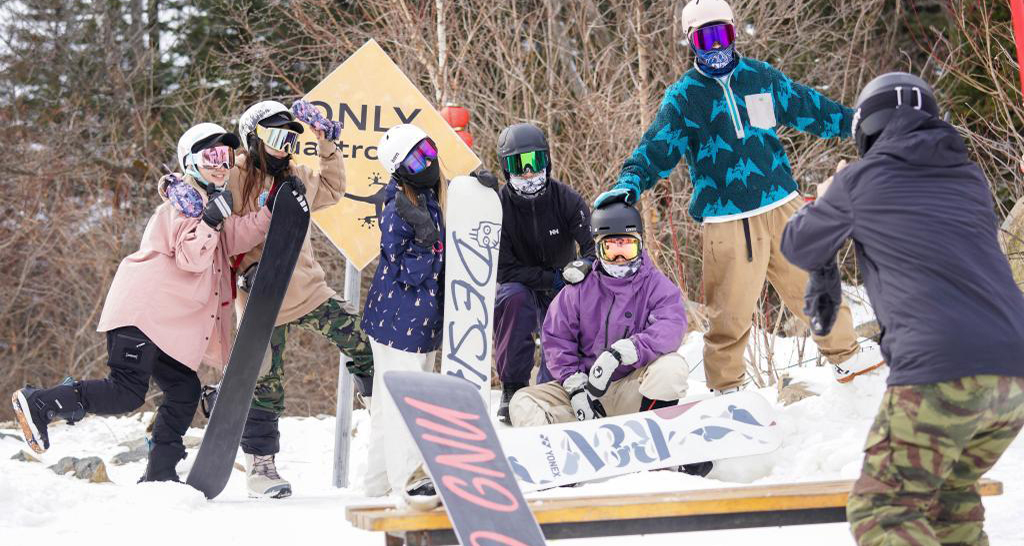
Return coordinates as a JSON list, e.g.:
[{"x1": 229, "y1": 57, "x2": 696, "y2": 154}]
[
  {"x1": 713, "y1": 386, "x2": 741, "y2": 397},
  {"x1": 832, "y1": 343, "x2": 886, "y2": 383},
  {"x1": 402, "y1": 476, "x2": 440, "y2": 511},
  {"x1": 245, "y1": 454, "x2": 292, "y2": 499}
]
